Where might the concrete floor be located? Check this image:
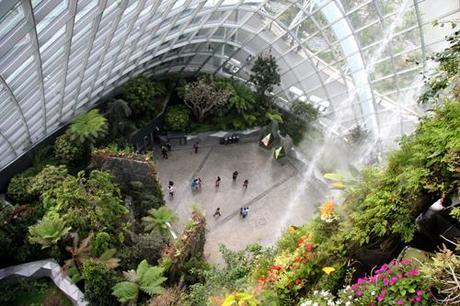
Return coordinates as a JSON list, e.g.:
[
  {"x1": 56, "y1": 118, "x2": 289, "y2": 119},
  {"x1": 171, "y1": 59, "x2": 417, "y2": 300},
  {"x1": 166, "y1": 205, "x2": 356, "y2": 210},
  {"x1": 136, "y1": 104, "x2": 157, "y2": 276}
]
[{"x1": 154, "y1": 142, "x2": 320, "y2": 265}]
